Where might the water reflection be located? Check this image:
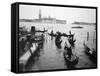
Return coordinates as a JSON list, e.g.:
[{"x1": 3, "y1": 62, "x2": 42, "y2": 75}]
[{"x1": 19, "y1": 25, "x2": 97, "y2": 72}]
